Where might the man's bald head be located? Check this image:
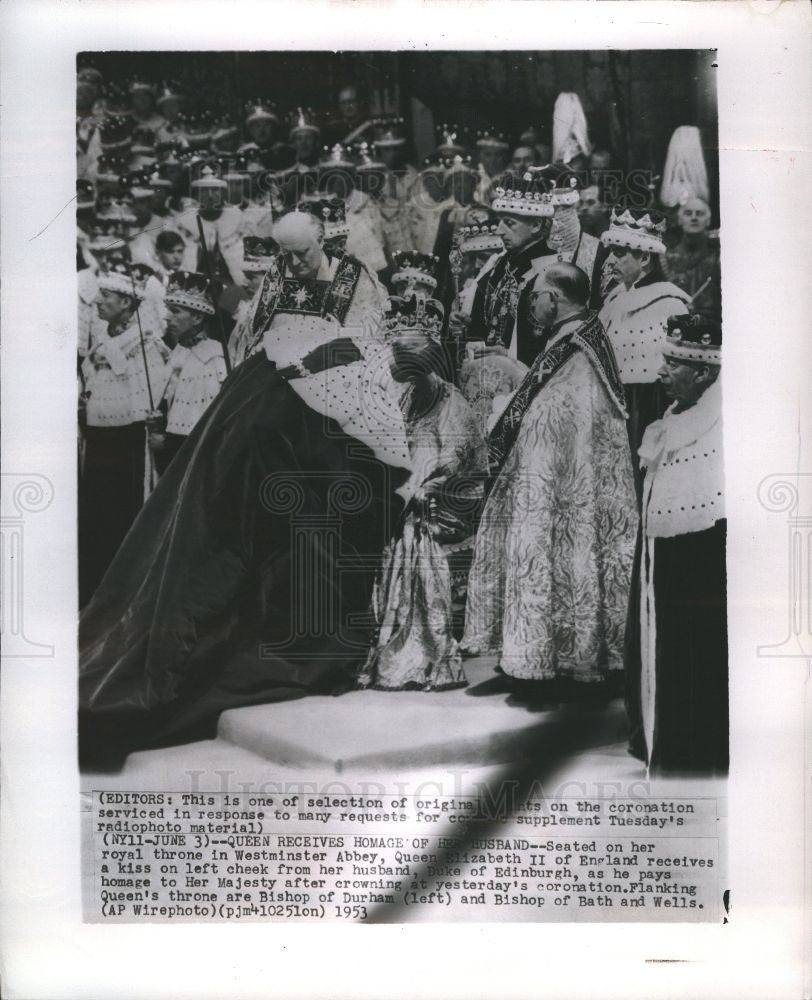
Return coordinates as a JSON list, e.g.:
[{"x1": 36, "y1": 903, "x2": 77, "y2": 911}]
[
  {"x1": 543, "y1": 262, "x2": 590, "y2": 308},
  {"x1": 272, "y1": 210, "x2": 323, "y2": 245},
  {"x1": 530, "y1": 262, "x2": 590, "y2": 329}
]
